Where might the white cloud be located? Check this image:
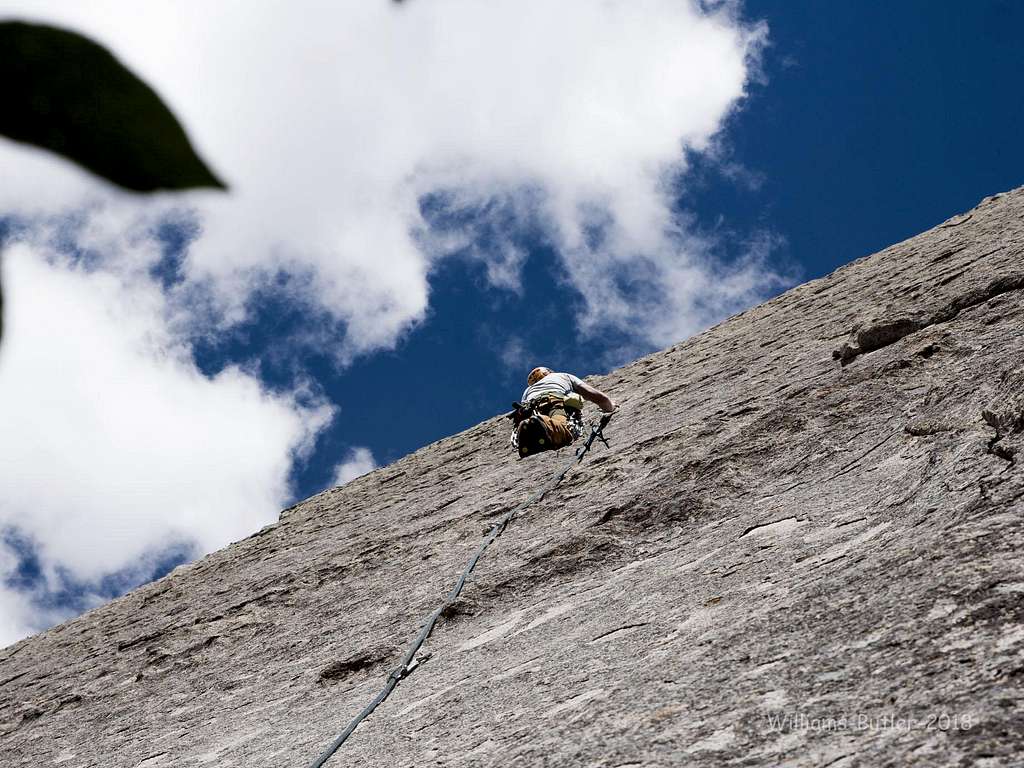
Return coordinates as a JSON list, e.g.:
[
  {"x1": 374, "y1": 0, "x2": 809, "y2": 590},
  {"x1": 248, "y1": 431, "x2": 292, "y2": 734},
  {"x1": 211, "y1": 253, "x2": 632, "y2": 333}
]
[
  {"x1": 0, "y1": 0, "x2": 775, "y2": 355},
  {"x1": 0, "y1": 242, "x2": 333, "y2": 646},
  {"x1": 0, "y1": 1, "x2": 781, "y2": 645},
  {"x1": 0, "y1": 534, "x2": 85, "y2": 648},
  {"x1": 0, "y1": 543, "x2": 53, "y2": 648},
  {"x1": 331, "y1": 447, "x2": 378, "y2": 487},
  {"x1": 498, "y1": 335, "x2": 533, "y2": 377}
]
